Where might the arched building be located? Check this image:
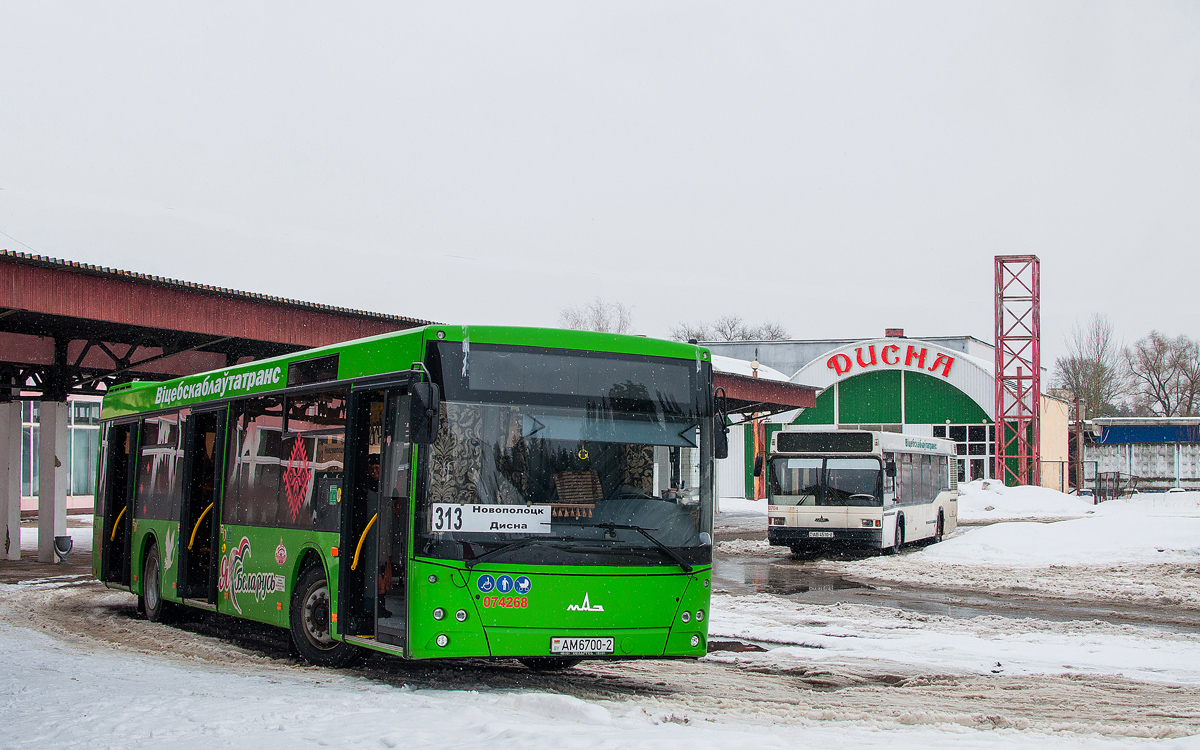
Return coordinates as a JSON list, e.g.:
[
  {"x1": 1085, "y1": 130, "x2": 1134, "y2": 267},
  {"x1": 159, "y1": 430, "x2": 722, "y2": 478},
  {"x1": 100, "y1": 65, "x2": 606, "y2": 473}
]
[{"x1": 707, "y1": 331, "x2": 1069, "y2": 499}]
